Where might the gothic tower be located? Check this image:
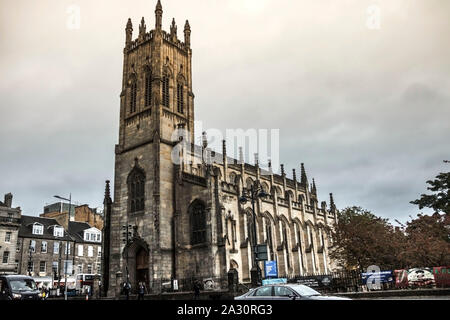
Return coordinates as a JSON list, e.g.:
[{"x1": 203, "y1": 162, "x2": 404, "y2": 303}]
[{"x1": 107, "y1": 0, "x2": 194, "y2": 295}]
